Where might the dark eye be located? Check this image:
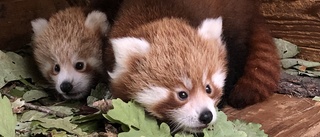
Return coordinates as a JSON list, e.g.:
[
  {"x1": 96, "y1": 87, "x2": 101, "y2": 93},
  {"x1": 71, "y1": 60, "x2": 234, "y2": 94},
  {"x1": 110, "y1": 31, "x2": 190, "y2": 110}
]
[
  {"x1": 54, "y1": 64, "x2": 60, "y2": 73},
  {"x1": 75, "y1": 62, "x2": 85, "y2": 70},
  {"x1": 178, "y1": 91, "x2": 188, "y2": 100},
  {"x1": 206, "y1": 85, "x2": 212, "y2": 94}
]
